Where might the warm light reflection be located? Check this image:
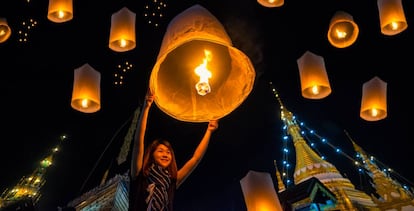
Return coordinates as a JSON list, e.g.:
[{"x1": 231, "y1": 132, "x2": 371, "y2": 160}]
[{"x1": 195, "y1": 49, "x2": 212, "y2": 96}]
